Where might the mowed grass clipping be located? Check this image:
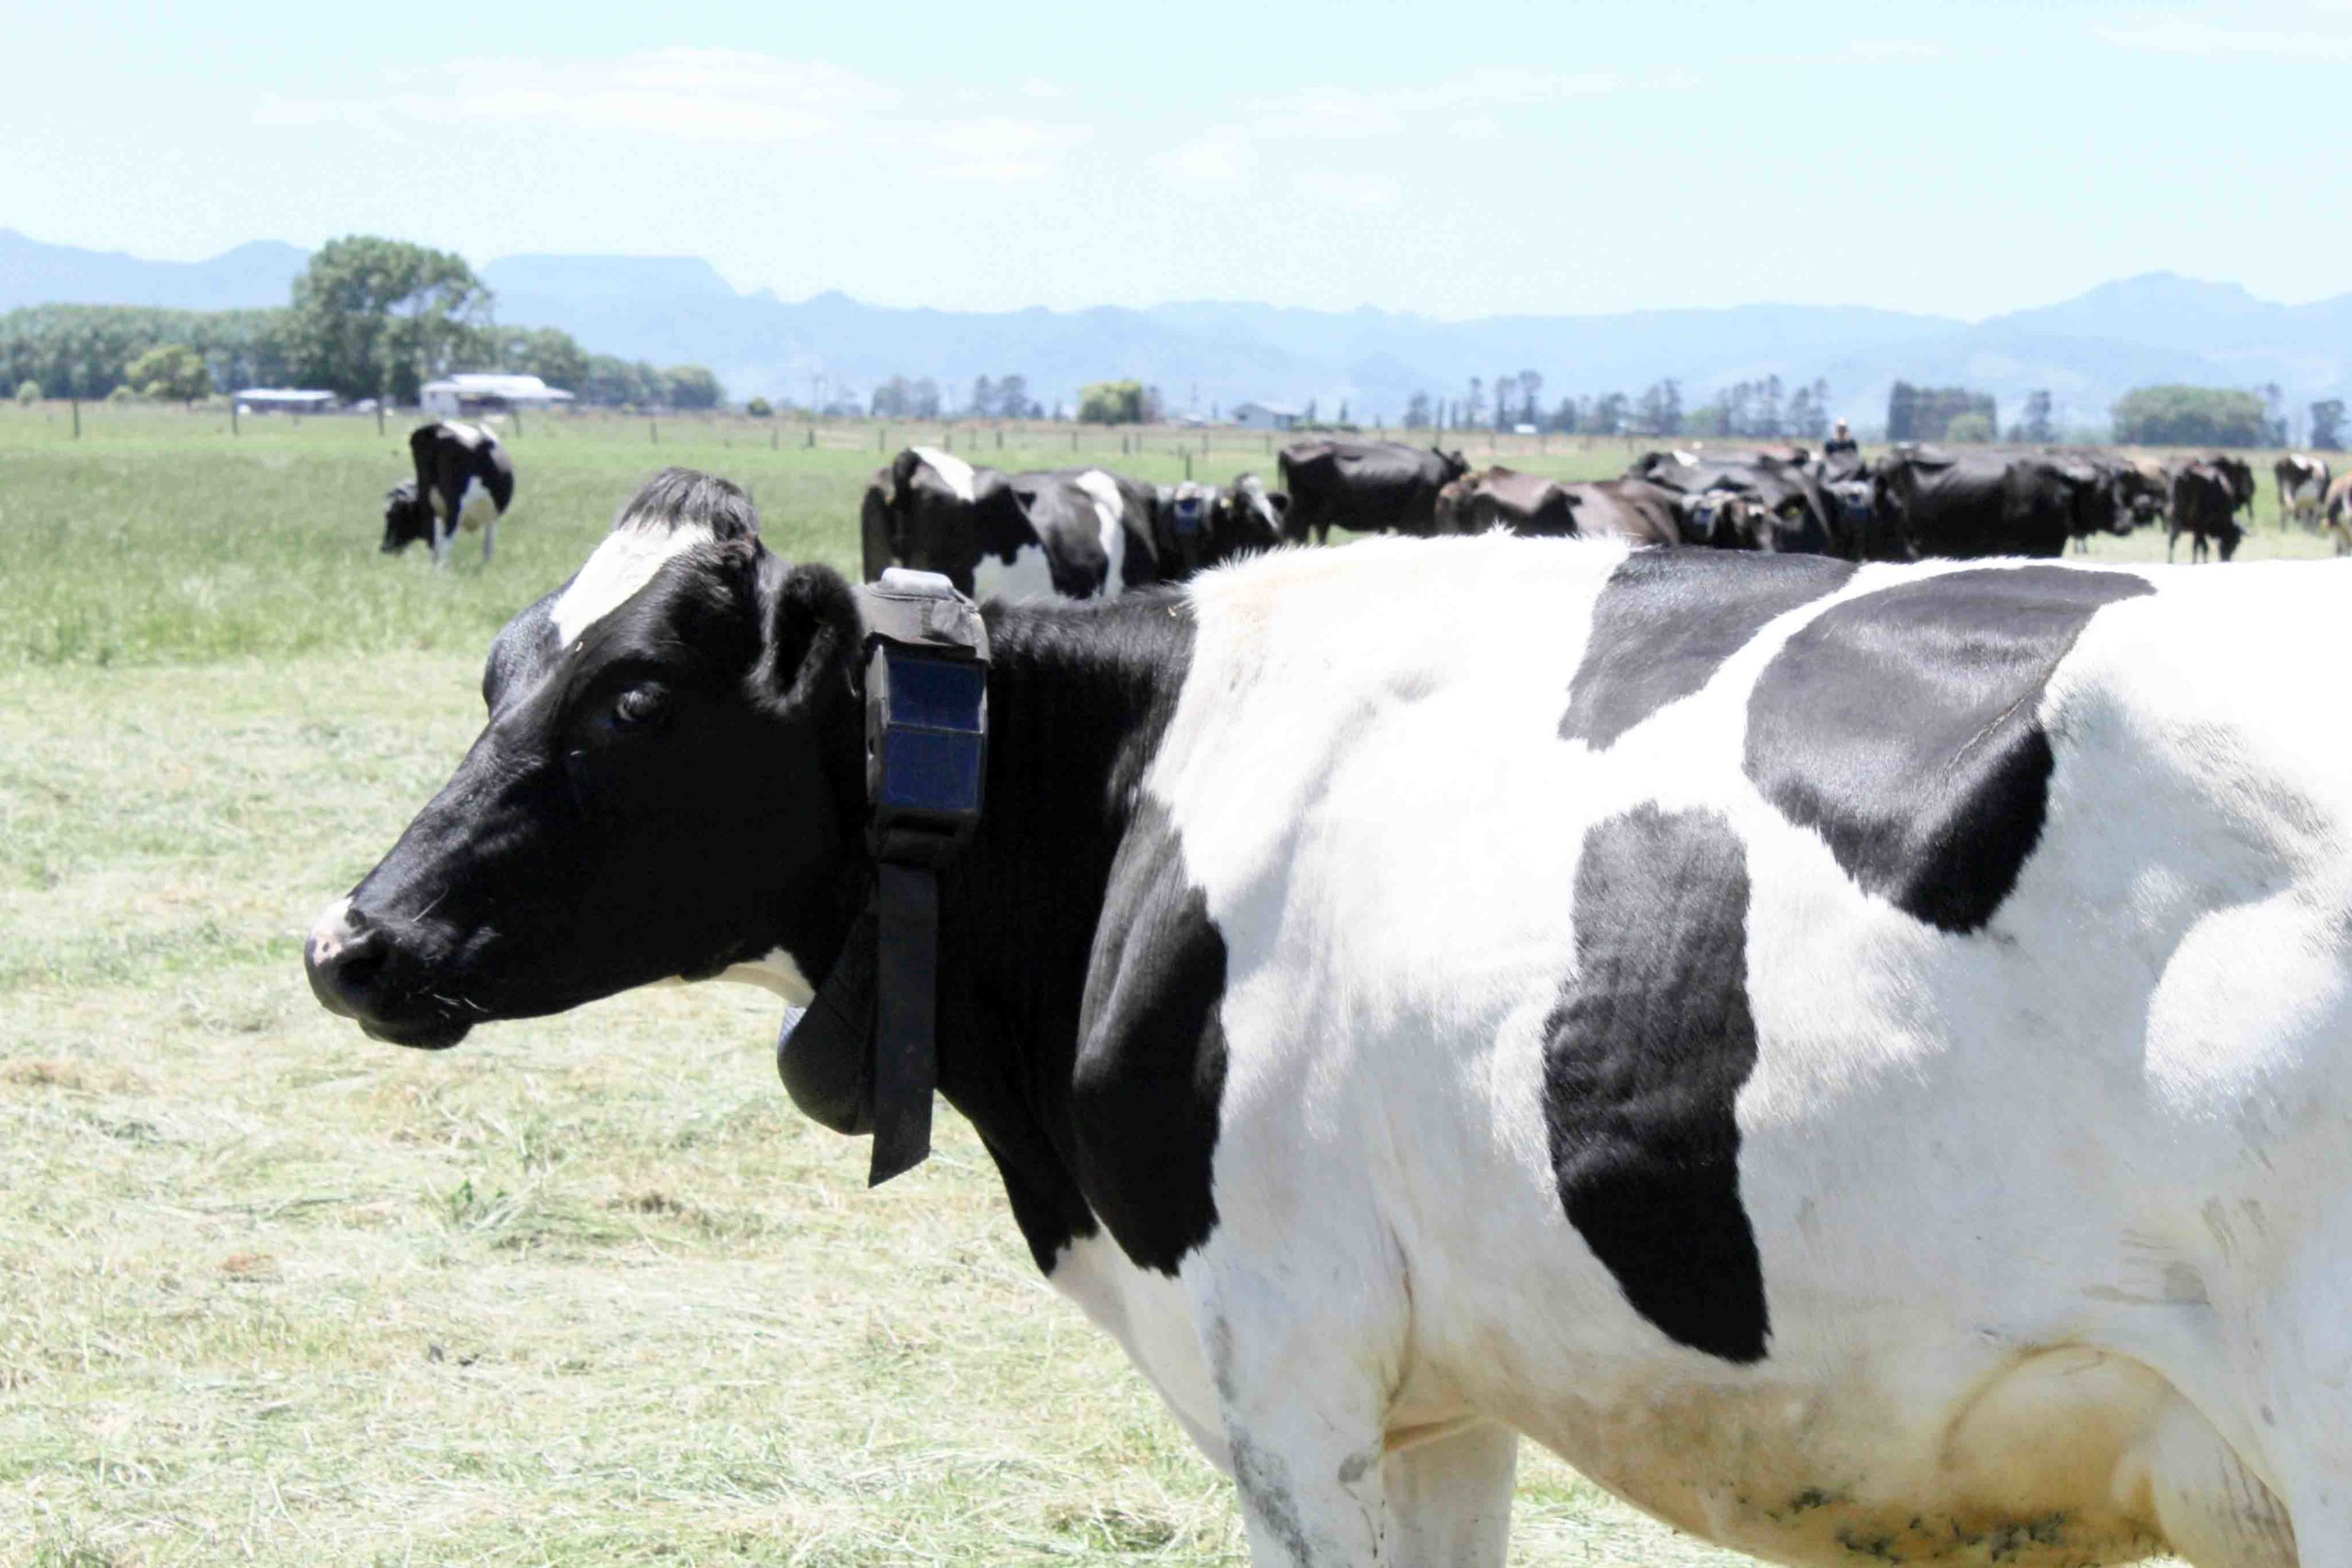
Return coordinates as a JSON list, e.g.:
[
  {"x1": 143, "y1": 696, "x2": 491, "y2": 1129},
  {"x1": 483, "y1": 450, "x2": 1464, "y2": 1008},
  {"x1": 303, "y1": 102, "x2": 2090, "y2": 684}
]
[{"x1": 0, "y1": 407, "x2": 2256, "y2": 1563}]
